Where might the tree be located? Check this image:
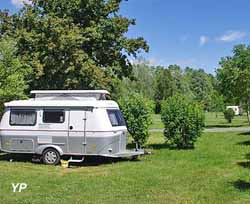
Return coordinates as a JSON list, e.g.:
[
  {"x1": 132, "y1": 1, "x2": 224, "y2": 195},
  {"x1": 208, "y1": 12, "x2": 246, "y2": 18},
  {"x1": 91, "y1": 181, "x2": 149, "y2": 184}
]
[
  {"x1": 0, "y1": 36, "x2": 31, "y2": 115},
  {"x1": 161, "y1": 94, "x2": 204, "y2": 149},
  {"x1": 224, "y1": 108, "x2": 235, "y2": 123},
  {"x1": 154, "y1": 67, "x2": 174, "y2": 113},
  {"x1": 210, "y1": 91, "x2": 224, "y2": 118},
  {"x1": 119, "y1": 93, "x2": 152, "y2": 148},
  {"x1": 217, "y1": 44, "x2": 250, "y2": 124},
  {"x1": 0, "y1": 0, "x2": 148, "y2": 91},
  {"x1": 185, "y1": 68, "x2": 214, "y2": 110},
  {"x1": 115, "y1": 59, "x2": 156, "y2": 100}
]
